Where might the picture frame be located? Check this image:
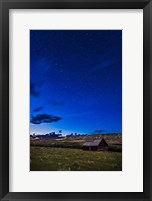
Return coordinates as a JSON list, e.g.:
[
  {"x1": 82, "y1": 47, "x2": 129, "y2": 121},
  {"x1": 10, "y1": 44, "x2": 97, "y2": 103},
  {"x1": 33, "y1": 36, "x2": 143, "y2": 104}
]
[{"x1": 0, "y1": 0, "x2": 151, "y2": 200}]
